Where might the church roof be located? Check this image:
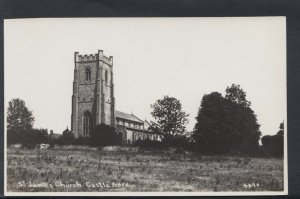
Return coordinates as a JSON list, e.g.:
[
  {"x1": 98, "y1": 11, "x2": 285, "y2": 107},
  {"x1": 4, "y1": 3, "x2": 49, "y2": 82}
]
[{"x1": 115, "y1": 110, "x2": 144, "y2": 124}]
